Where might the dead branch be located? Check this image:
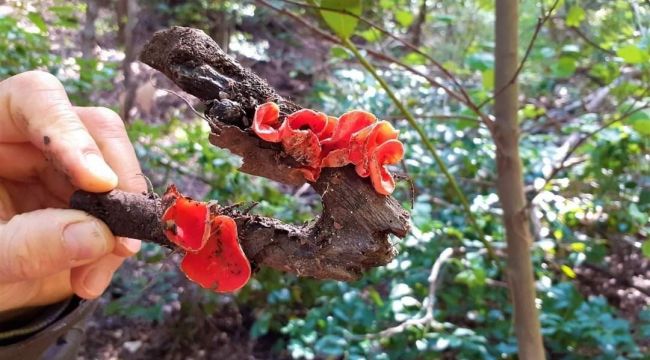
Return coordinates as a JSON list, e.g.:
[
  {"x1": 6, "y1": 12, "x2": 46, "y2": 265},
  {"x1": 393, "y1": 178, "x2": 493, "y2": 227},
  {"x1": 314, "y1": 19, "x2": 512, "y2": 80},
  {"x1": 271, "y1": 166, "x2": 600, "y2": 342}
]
[
  {"x1": 72, "y1": 27, "x2": 410, "y2": 282},
  {"x1": 350, "y1": 247, "x2": 454, "y2": 340}
]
